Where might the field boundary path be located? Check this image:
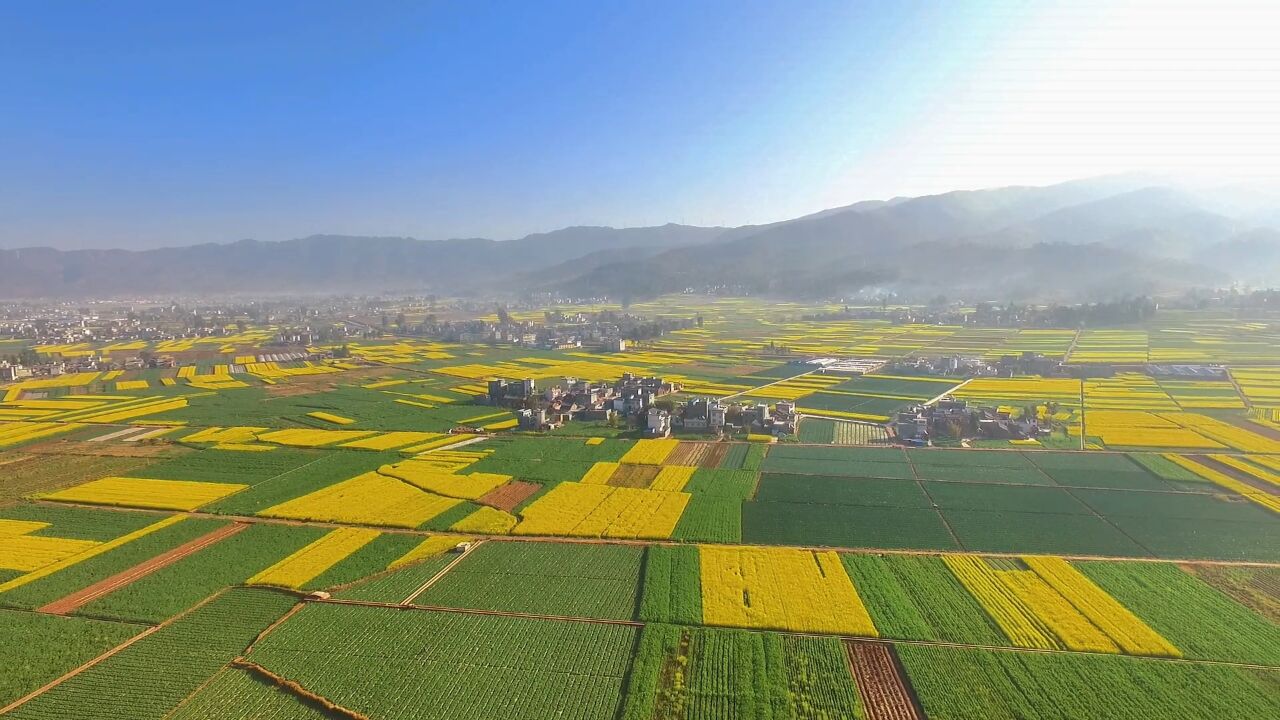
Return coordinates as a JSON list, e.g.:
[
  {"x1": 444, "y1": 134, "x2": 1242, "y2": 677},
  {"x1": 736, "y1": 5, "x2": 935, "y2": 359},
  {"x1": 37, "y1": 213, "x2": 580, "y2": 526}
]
[
  {"x1": 720, "y1": 368, "x2": 817, "y2": 401},
  {"x1": 844, "y1": 640, "x2": 925, "y2": 720},
  {"x1": 401, "y1": 539, "x2": 483, "y2": 604},
  {"x1": 1227, "y1": 368, "x2": 1252, "y2": 410},
  {"x1": 37, "y1": 522, "x2": 249, "y2": 615},
  {"x1": 923, "y1": 378, "x2": 969, "y2": 407},
  {"x1": 1065, "y1": 327, "x2": 1083, "y2": 362},
  {"x1": 231, "y1": 659, "x2": 372, "y2": 720}
]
